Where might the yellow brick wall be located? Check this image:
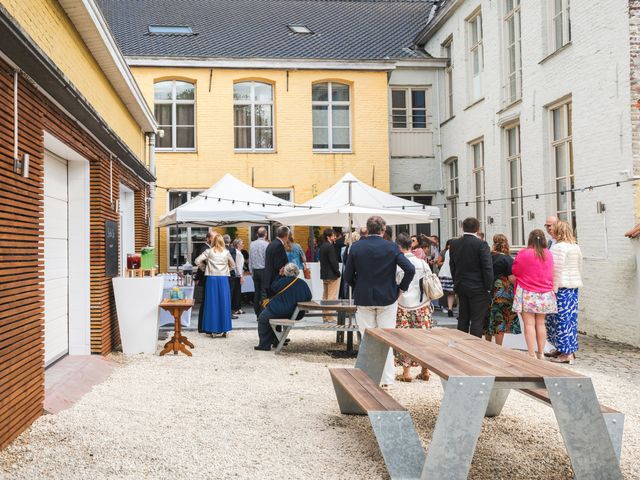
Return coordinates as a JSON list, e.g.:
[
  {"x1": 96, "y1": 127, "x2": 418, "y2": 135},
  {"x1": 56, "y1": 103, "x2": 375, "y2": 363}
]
[
  {"x1": 131, "y1": 67, "x2": 390, "y2": 271},
  {"x1": 2, "y1": 0, "x2": 145, "y2": 158}
]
